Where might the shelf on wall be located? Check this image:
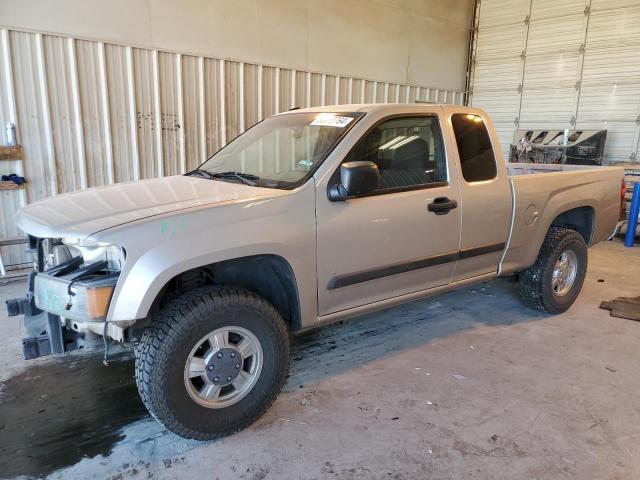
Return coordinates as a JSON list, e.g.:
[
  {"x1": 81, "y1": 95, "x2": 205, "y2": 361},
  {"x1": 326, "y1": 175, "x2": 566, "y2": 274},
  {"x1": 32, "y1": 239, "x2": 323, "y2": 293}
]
[
  {"x1": 0, "y1": 145, "x2": 27, "y2": 191},
  {"x1": 0, "y1": 145, "x2": 22, "y2": 161},
  {"x1": 0, "y1": 181, "x2": 25, "y2": 190}
]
